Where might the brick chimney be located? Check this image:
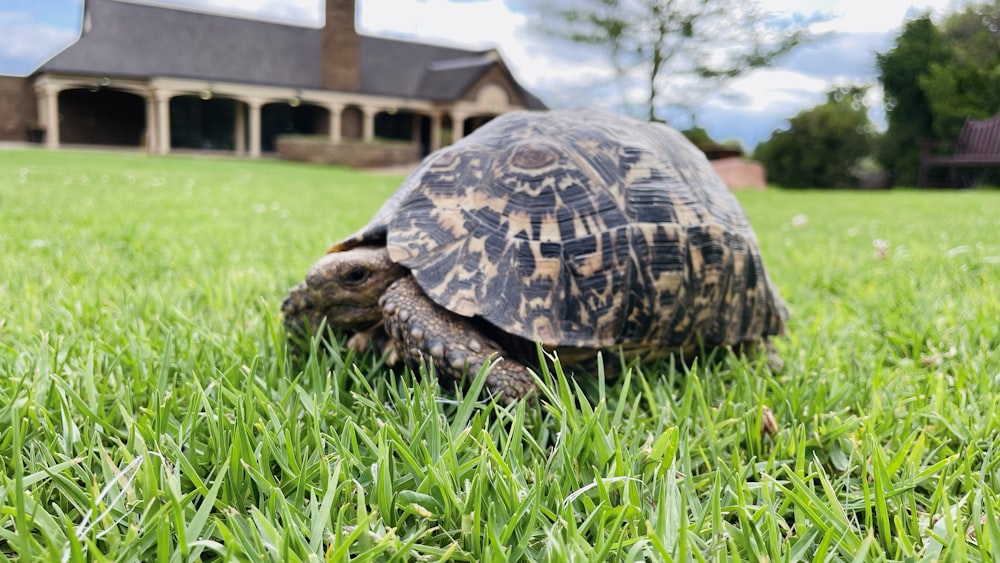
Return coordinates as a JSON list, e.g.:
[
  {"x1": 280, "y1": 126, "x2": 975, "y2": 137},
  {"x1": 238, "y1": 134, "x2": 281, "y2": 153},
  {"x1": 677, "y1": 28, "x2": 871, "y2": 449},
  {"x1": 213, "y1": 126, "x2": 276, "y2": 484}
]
[{"x1": 322, "y1": 0, "x2": 360, "y2": 91}]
